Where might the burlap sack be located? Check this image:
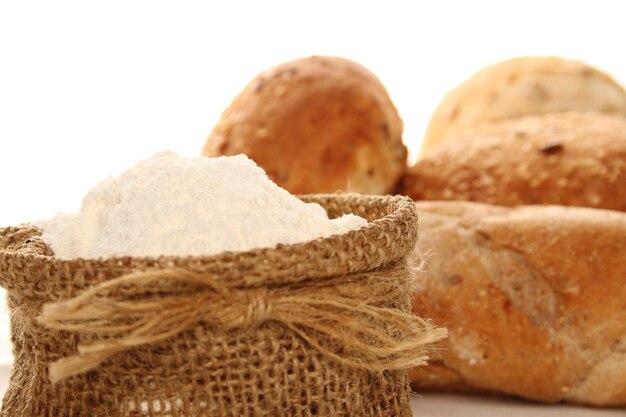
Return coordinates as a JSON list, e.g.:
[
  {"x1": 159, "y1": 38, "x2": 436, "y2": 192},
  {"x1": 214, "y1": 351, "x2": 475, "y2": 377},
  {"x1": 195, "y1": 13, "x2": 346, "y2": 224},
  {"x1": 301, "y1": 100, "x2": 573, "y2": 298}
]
[{"x1": 0, "y1": 194, "x2": 445, "y2": 417}]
